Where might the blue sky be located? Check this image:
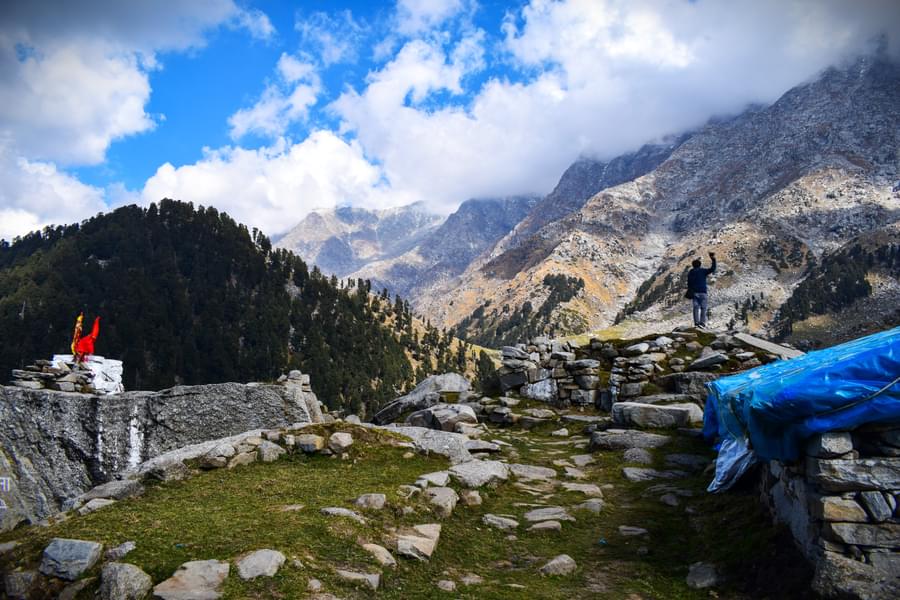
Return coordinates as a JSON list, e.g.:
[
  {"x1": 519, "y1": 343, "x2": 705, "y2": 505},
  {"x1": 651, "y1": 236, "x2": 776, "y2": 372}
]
[{"x1": 1, "y1": 0, "x2": 898, "y2": 241}]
